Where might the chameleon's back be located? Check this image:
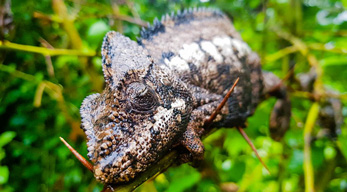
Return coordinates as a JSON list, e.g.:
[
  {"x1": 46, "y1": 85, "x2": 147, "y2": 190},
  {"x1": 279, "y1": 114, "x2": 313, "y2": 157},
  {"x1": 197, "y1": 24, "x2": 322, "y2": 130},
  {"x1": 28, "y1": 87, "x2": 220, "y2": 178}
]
[{"x1": 138, "y1": 8, "x2": 264, "y2": 127}]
